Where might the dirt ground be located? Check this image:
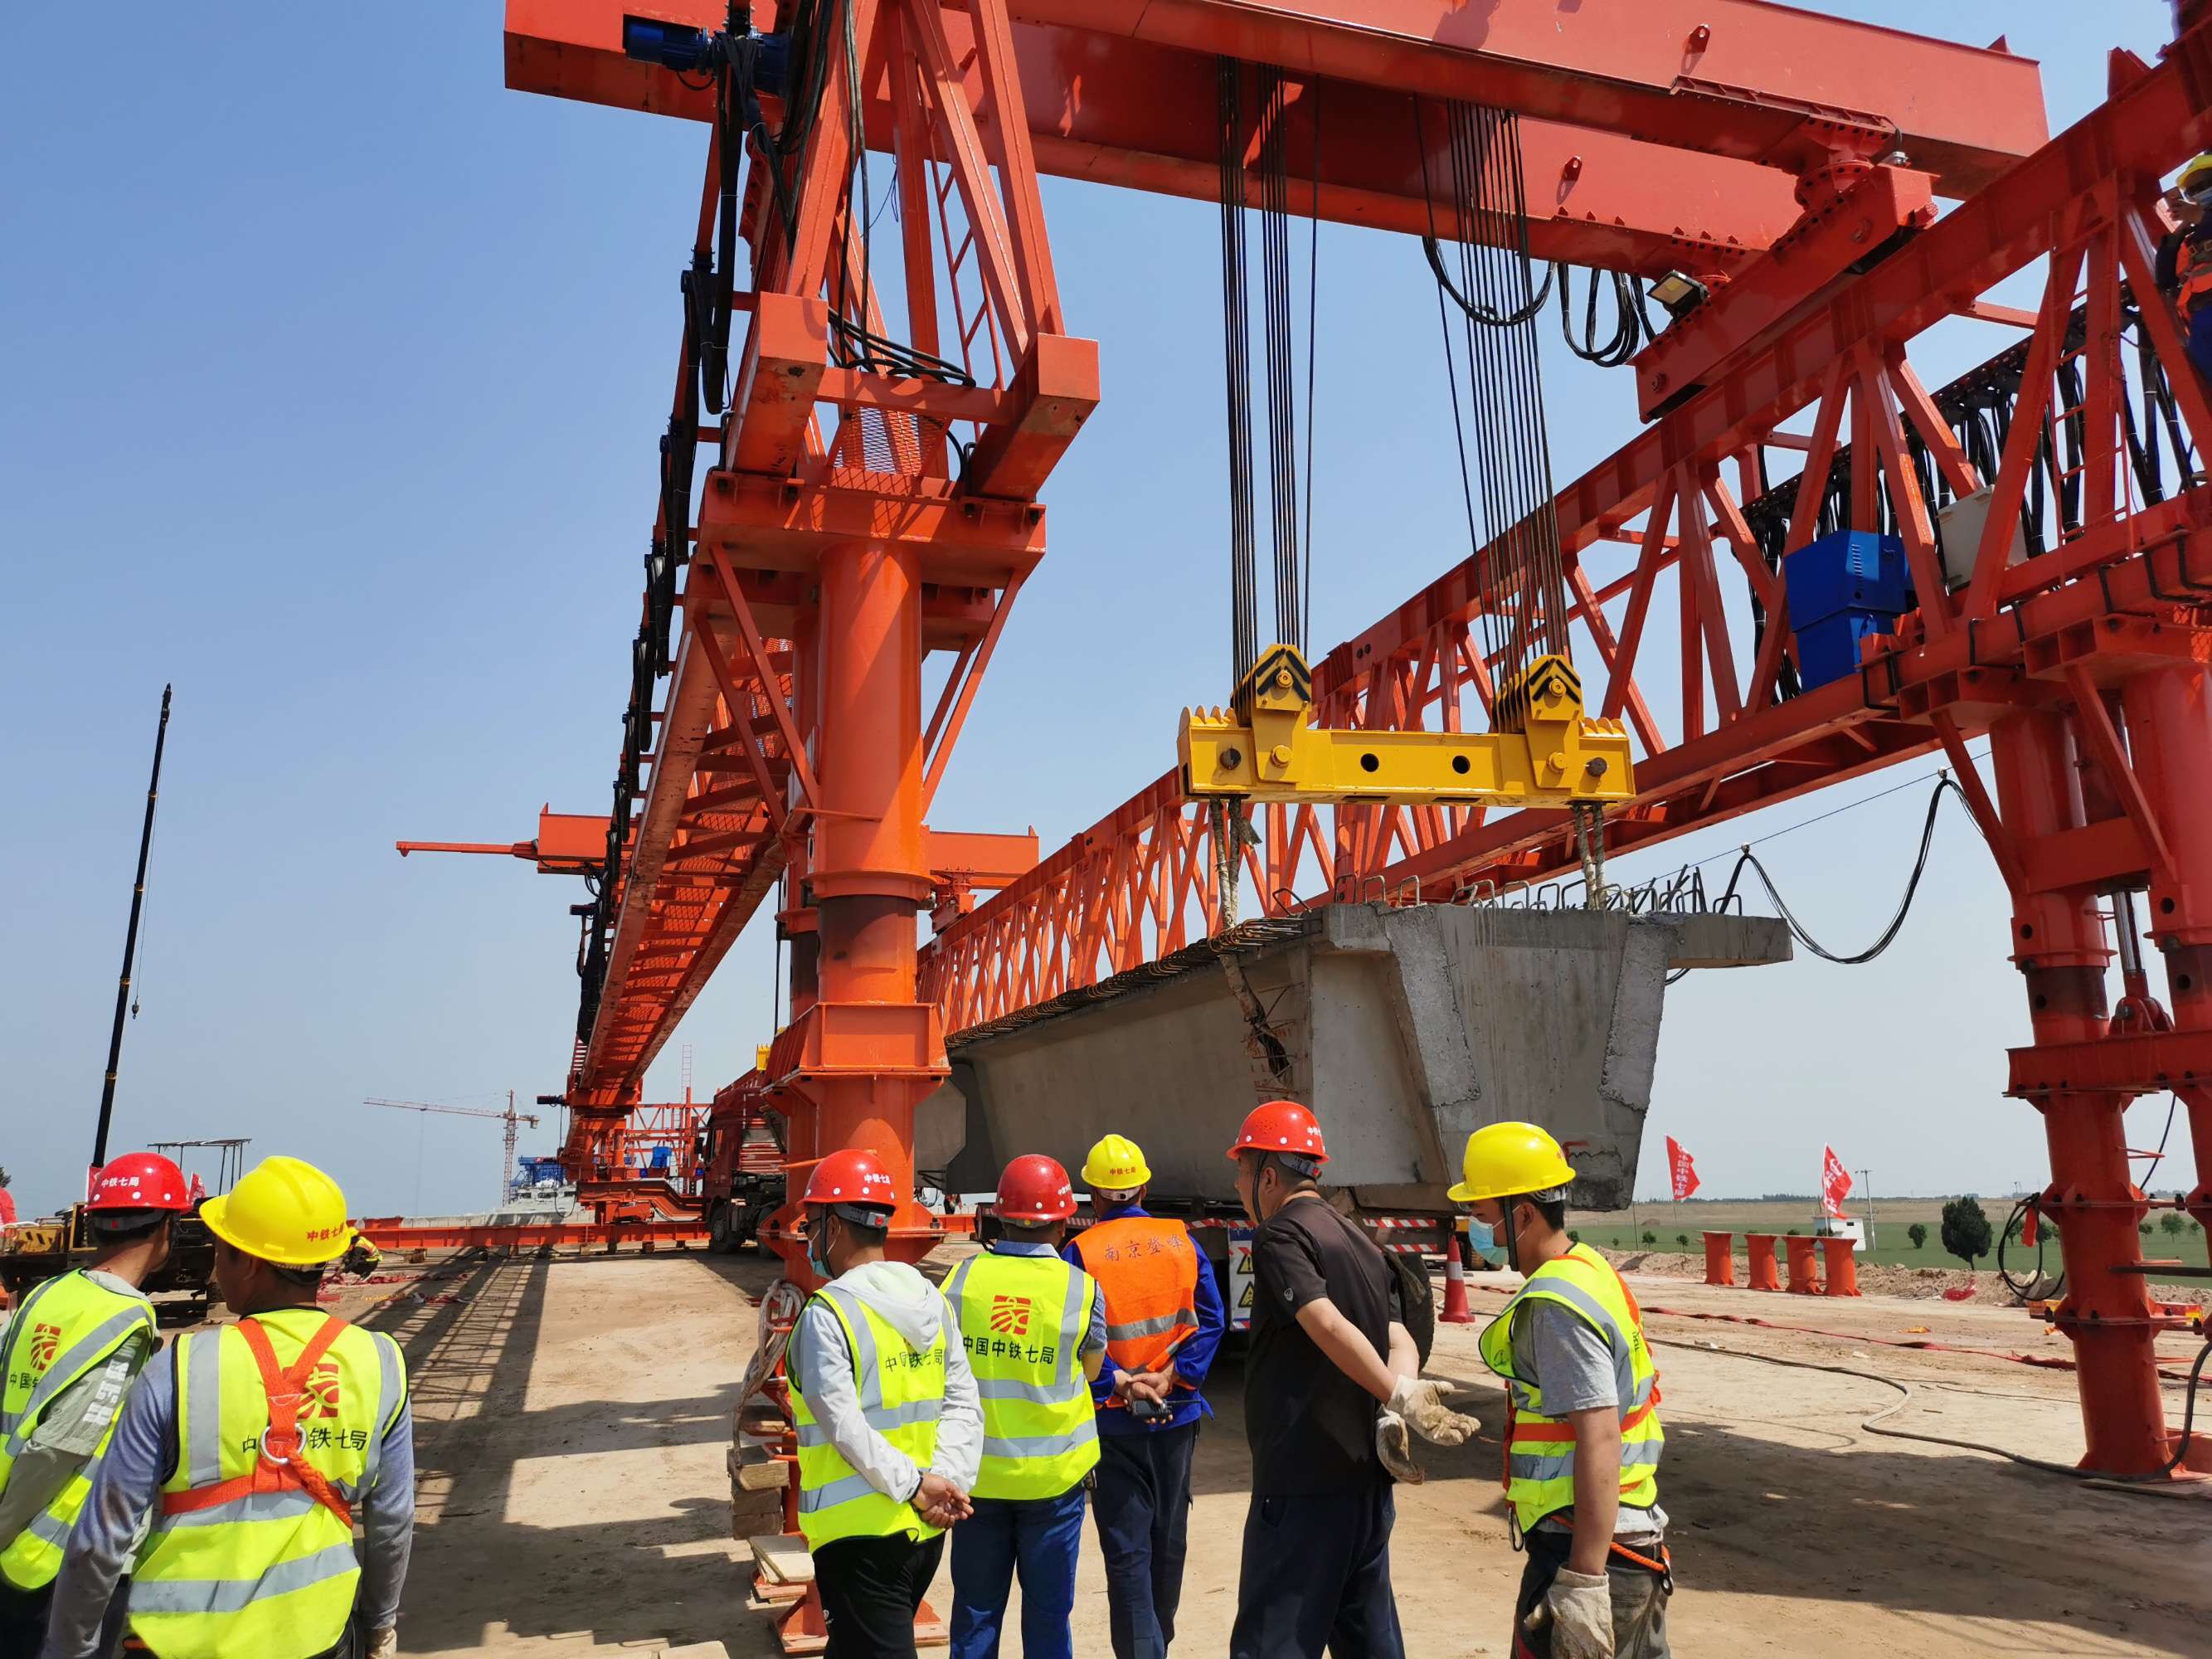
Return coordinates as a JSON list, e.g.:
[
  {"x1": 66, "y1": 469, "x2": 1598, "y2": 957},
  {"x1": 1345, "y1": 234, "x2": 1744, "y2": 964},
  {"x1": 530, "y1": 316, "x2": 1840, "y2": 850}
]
[{"x1": 354, "y1": 1246, "x2": 2212, "y2": 1658}]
